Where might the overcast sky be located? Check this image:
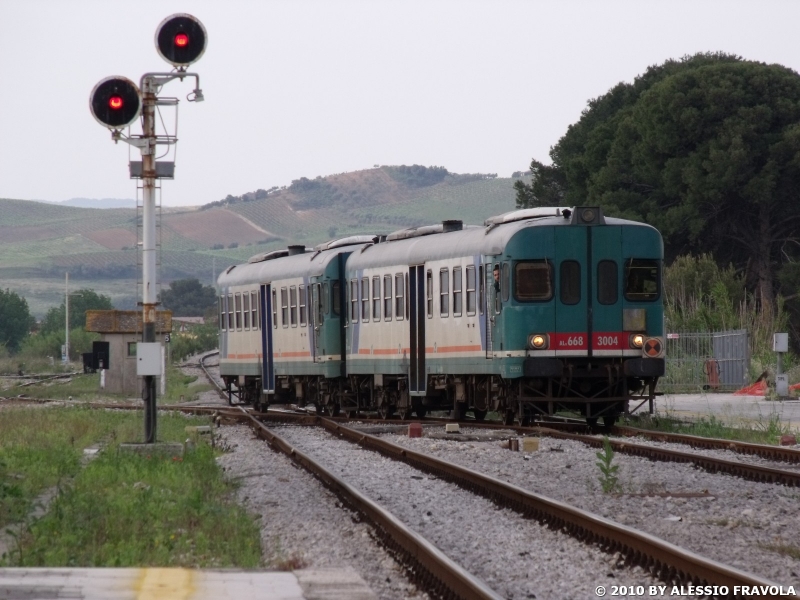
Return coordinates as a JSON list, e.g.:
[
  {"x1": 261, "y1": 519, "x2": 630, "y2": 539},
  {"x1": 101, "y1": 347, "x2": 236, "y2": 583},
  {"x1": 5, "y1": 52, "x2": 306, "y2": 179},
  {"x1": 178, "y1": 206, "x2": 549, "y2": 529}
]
[{"x1": 2, "y1": 0, "x2": 799, "y2": 208}]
